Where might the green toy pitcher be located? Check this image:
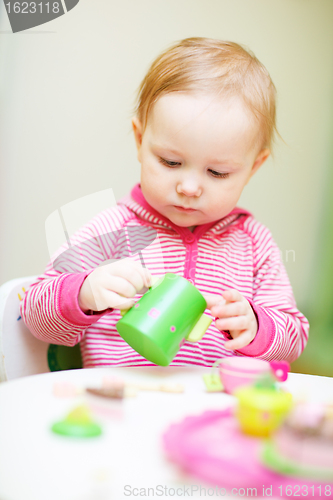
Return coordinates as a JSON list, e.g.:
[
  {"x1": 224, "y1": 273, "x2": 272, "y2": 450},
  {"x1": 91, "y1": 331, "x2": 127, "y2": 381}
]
[{"x1": 116, "y1": 273, "x2": 212, "y2": 366}]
